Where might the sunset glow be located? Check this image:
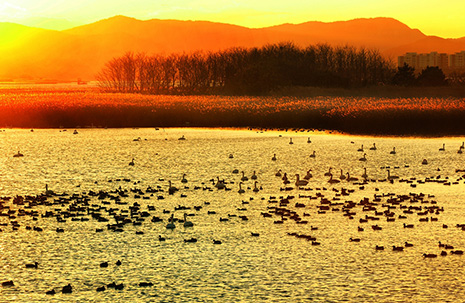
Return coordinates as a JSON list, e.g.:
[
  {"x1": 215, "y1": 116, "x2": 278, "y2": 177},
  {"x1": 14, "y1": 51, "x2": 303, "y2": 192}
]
[{"x1": 1, "y1": 0, "x2": 464, "y2": 38}]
